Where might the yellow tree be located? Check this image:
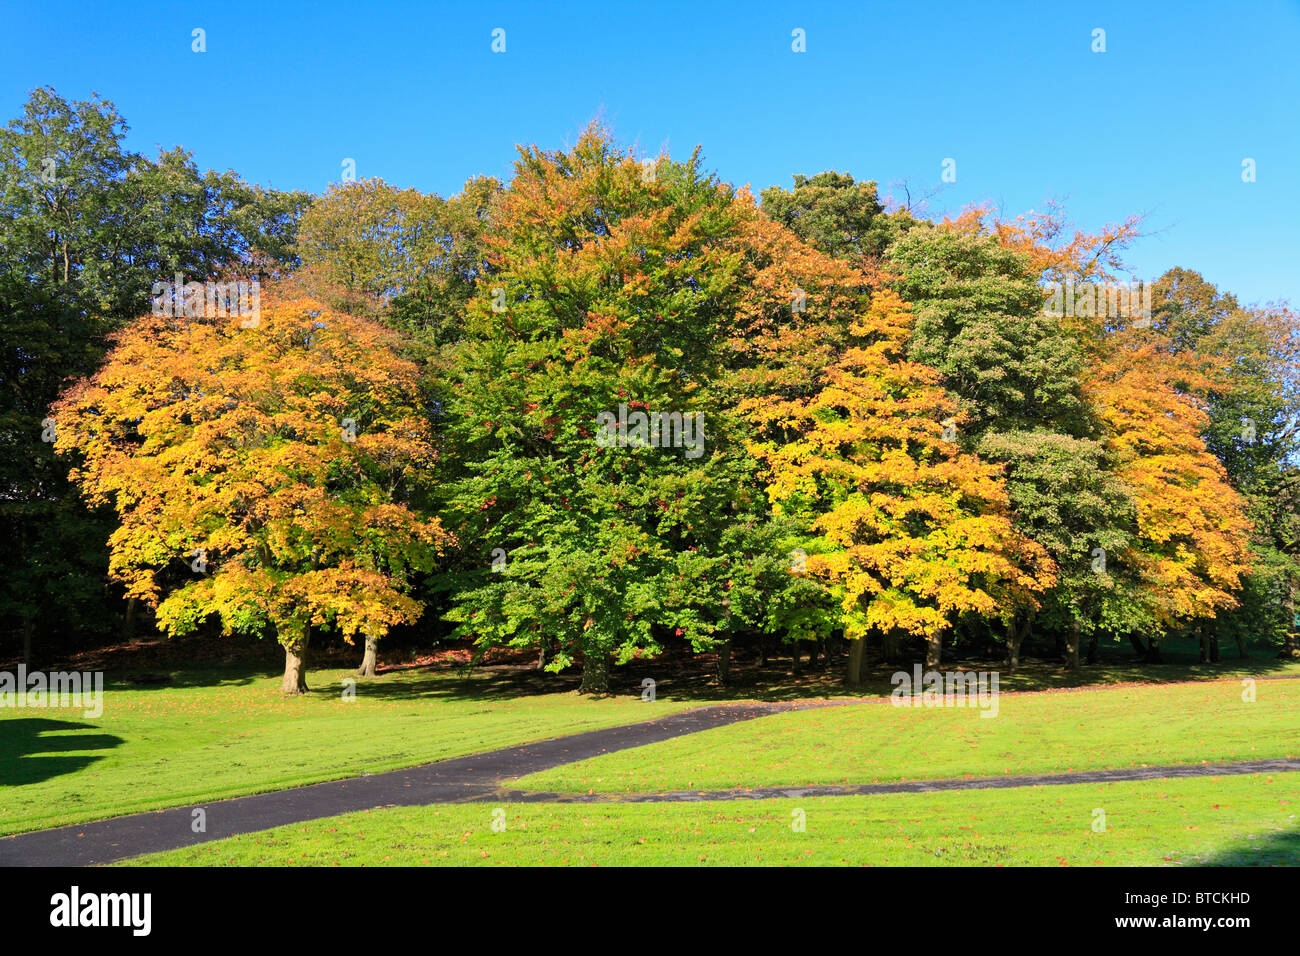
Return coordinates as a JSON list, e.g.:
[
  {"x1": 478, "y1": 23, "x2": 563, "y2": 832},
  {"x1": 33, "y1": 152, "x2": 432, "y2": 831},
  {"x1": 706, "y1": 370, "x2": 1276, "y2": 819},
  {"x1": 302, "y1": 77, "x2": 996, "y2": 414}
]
[
  {"x1": 52, "y1": 295, "x2": 450, "y2": 692},
  {"x1": 1086, "y1": 344, "x2": 1252, "y2": 654},
  {"x1": 747, "y1": 285, "x2": 1055, "y2": 681}
]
